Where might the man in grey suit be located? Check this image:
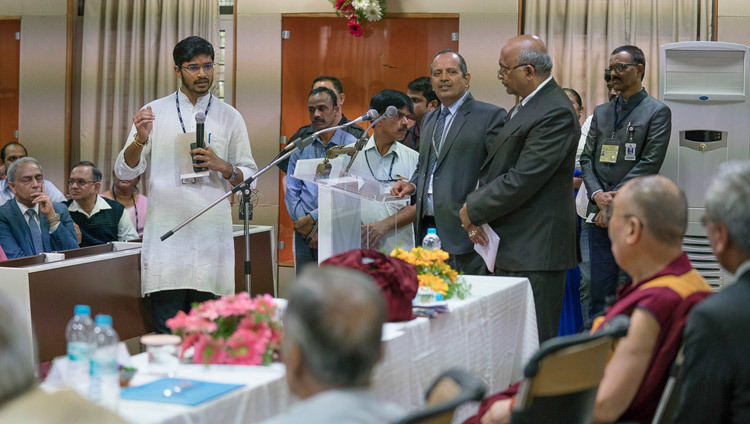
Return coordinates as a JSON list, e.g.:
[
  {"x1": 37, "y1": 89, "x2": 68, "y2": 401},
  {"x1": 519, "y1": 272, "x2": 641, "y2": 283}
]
[
  {"x1": 391, "y1": 49, "x2": 506, "y2": 275},
  {"x1": 459, "y1": 35, "x2": 580, "y2": 343},
  {"x1": 579, "y1": 45, "x2": 672, "y2": 319},
  {"x1": 676, "y1": 161, "x2": 750, "y2": 423},
  {"x1": 0, "y1": 157, "x2": 78, "y2": 259}
]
